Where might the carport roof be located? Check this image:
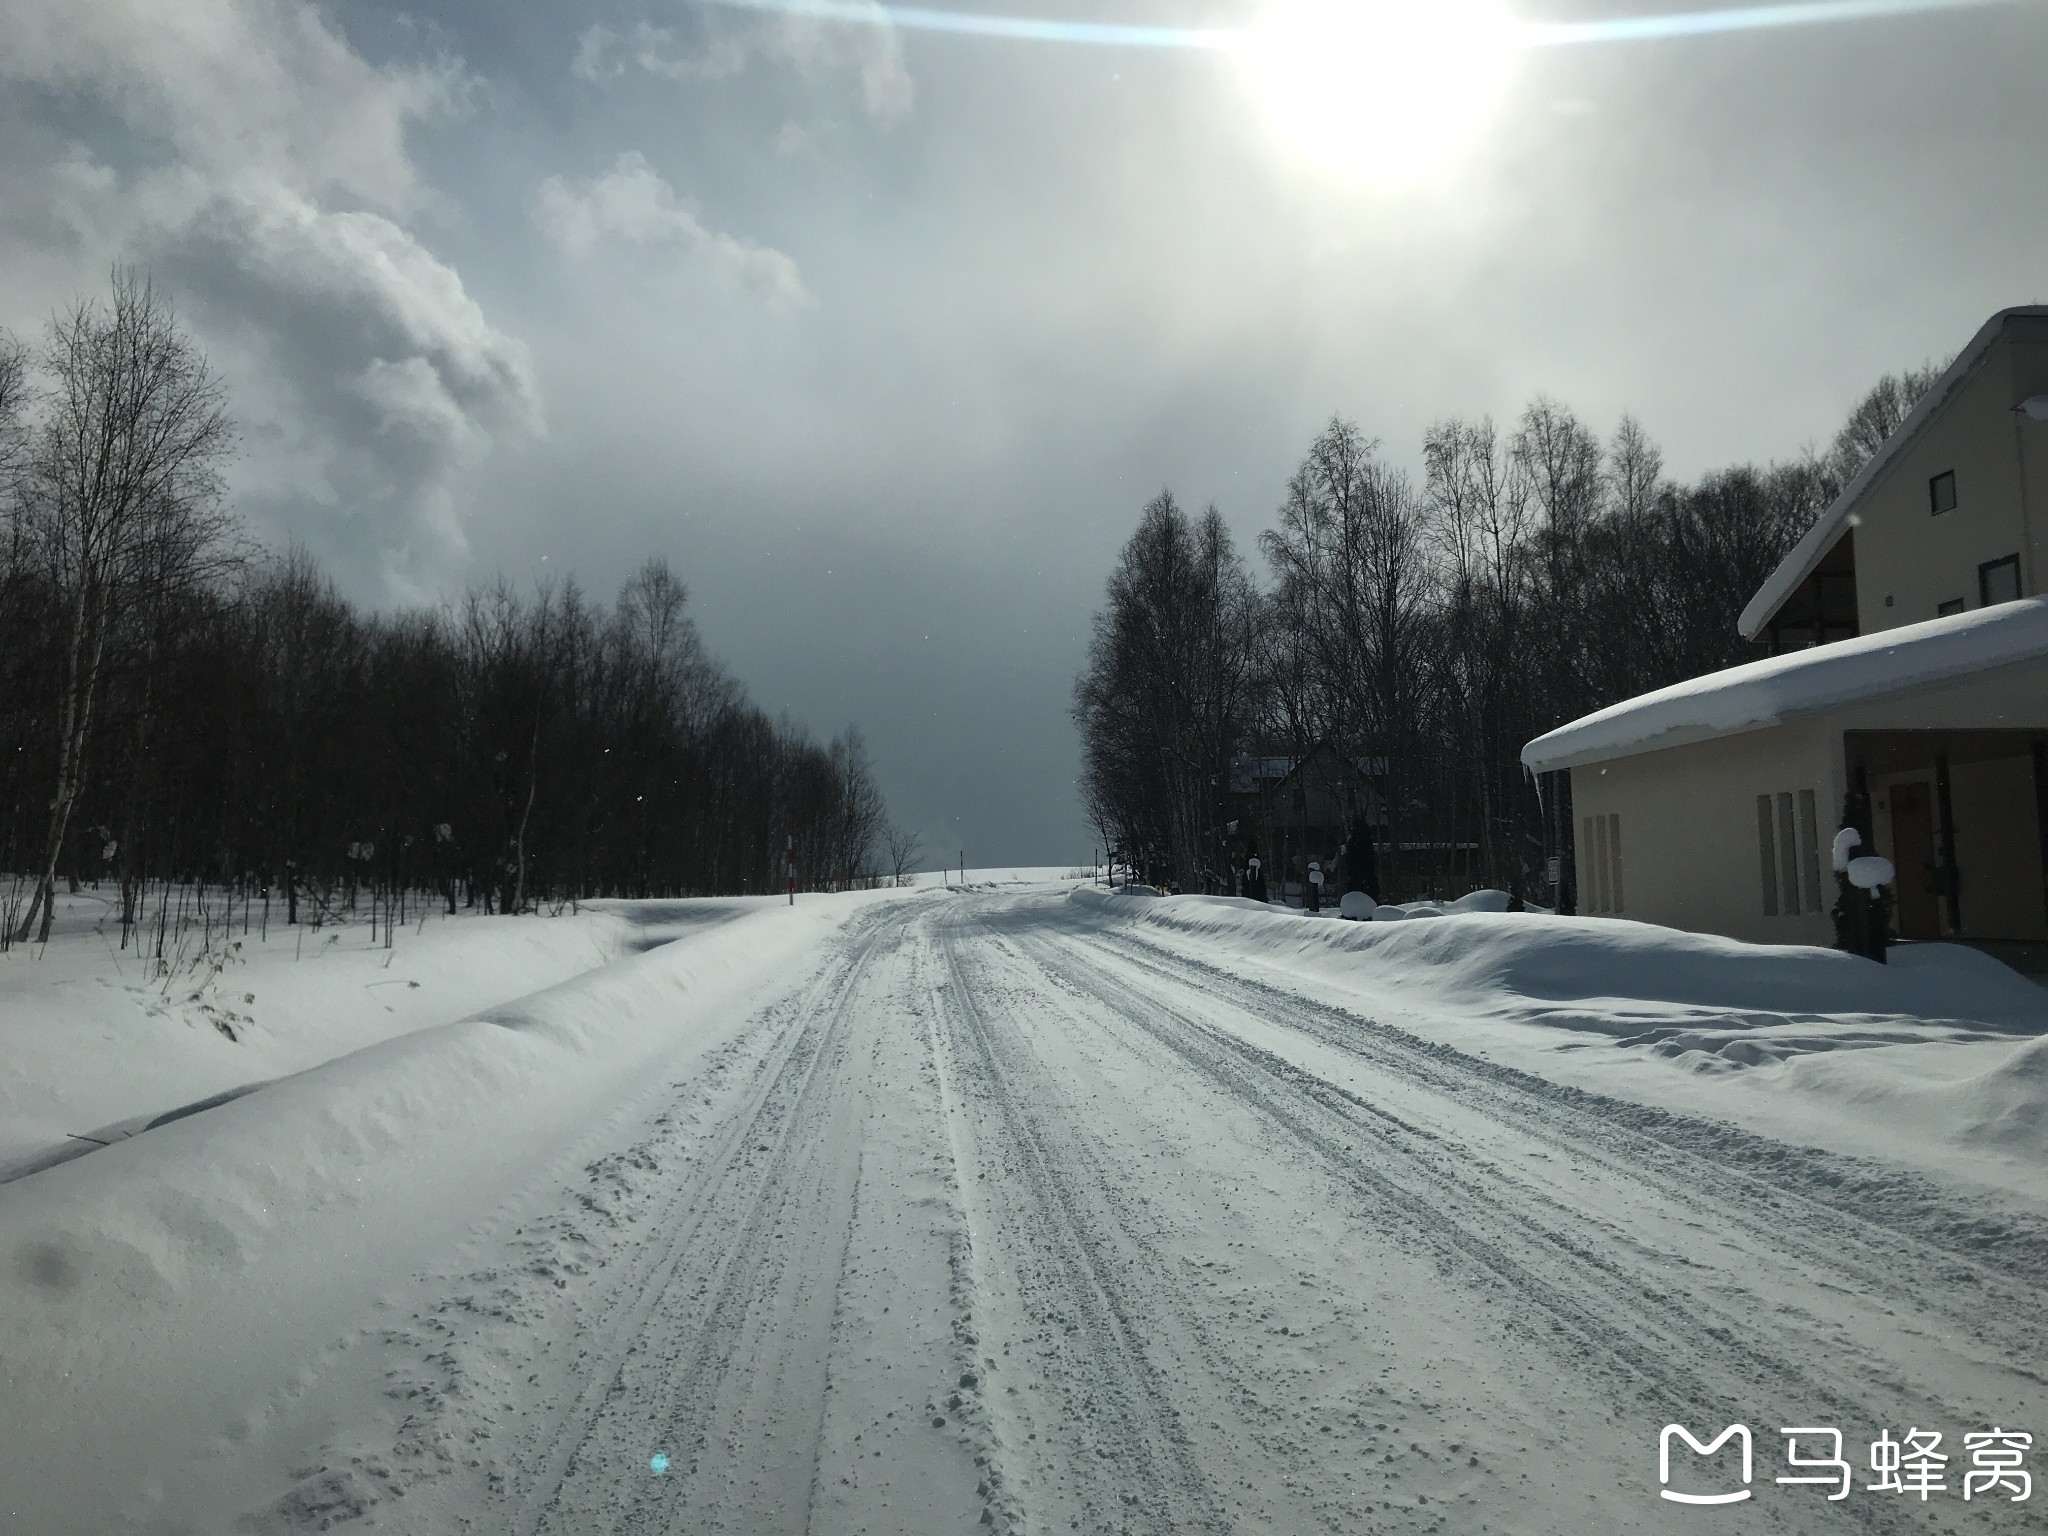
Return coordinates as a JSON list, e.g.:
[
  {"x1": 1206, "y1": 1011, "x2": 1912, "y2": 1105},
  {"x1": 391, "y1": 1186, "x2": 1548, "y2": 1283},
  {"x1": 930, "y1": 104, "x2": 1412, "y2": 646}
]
[{"x1": 1521, "y1": 596, "x2": 2048, "y2": 775}]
